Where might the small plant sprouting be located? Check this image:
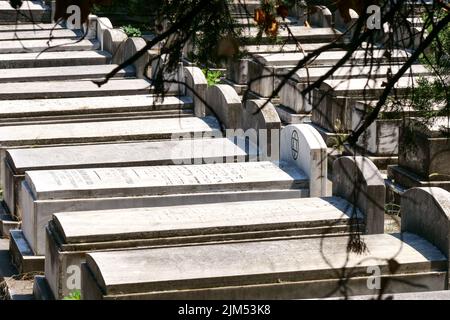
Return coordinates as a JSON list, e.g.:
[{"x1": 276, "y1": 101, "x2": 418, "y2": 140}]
[
  {"x1": 202, "y1": 68, "x2": 224, "y2": 86},
  {"x1": 120, "y1": 25, "x2": 143, "y2": 37},
  {"x1": 63, "y1": 290, "x2": 81, "y2": 300}
]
